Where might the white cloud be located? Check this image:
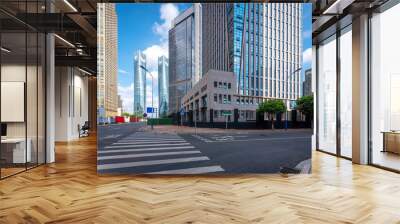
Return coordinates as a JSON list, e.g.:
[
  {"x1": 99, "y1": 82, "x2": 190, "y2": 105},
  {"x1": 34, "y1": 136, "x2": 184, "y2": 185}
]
[
  {"x1": 118, "y1": 69, "x2": 128, "y2": 74},
  {"x1": 142, "y1": 42, "x2": 168, "y2": 72},
  {"x1": 153, "y1": 3, "x2": 179, "y2": 40},
  {"x1": 122, "y1": 4, "x2": 178, "y2": 115},
  {"x1": 118, "y1": 83, "x2": 134, "y2": 114},
  {"x1": 303, "y1": 48, "x2": 312, "y2": 65}
]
